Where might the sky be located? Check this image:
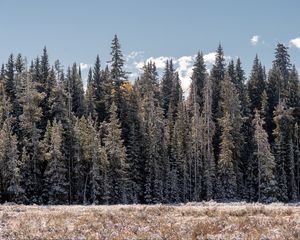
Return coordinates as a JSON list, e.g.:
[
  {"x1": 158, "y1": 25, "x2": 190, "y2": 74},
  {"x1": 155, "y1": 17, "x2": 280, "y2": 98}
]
[{"x1": 0, "y1": 0, "x2": 300, "y2": 91}]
